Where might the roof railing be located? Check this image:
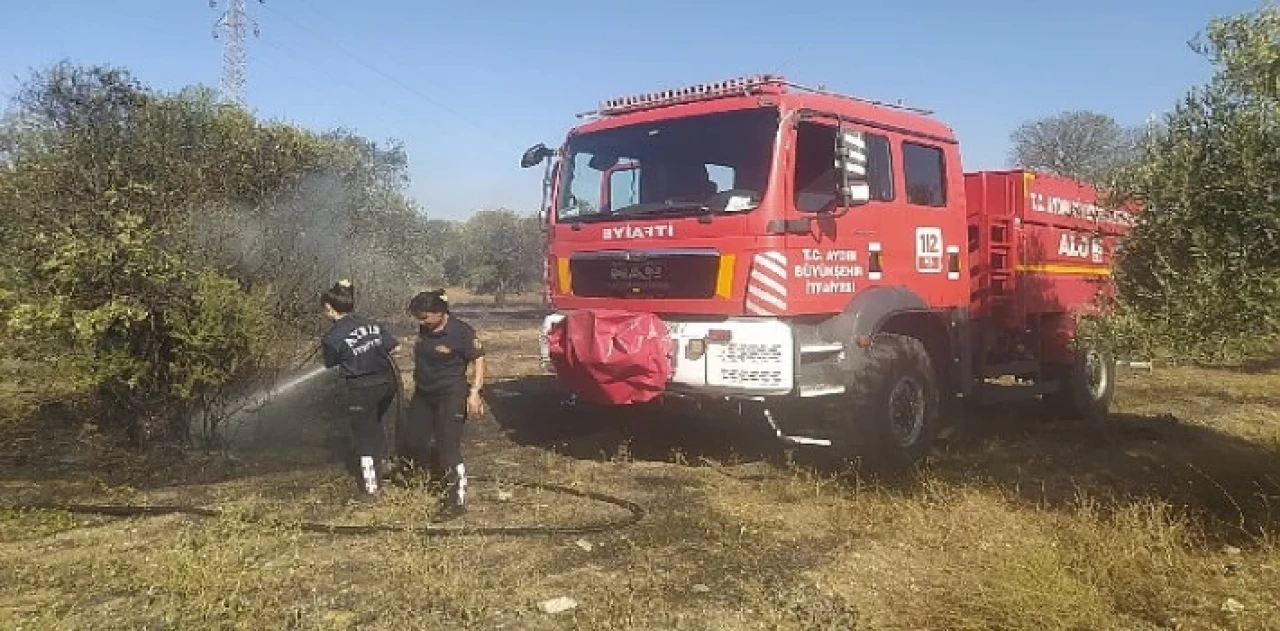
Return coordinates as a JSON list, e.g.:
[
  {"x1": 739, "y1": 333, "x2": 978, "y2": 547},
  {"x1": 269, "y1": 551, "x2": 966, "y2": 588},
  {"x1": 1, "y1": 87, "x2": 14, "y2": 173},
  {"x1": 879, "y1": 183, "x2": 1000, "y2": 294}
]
[
  {"x1": 575, "y1": 74, "x2": 934, "y2": 119},
  {"x1": 779, "y1": 80, "x2": 934, "y2": 116}
]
